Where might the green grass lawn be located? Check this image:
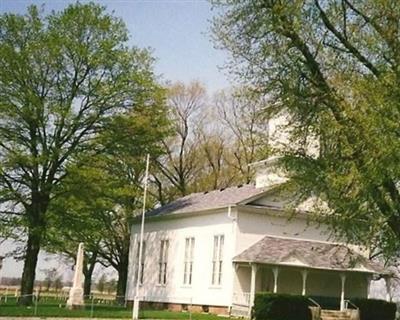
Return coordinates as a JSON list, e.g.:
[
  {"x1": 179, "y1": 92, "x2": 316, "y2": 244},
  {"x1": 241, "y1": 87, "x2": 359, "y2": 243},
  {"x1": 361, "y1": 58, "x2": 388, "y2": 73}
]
[{"x1": 0, "y1": 297, "x2": 225, "y2": 319}]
